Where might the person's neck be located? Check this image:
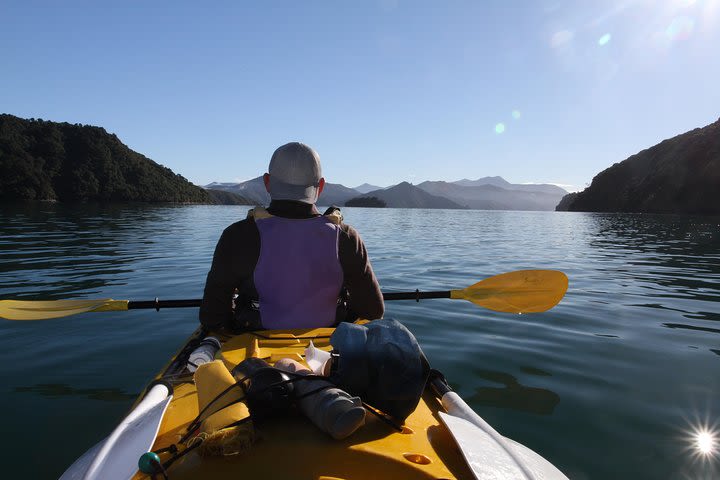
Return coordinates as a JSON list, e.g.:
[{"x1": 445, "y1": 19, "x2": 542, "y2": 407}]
[{"x1": 267, "y1": 200, "x2": 320, "y2": 219}]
